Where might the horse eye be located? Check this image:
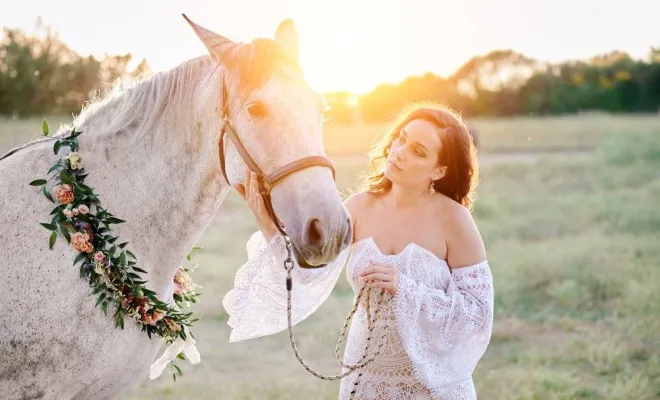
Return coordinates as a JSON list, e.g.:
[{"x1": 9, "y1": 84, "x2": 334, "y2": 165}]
[{"x1": 247, "y1": 102, "x2": 267, "y2": 117}]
